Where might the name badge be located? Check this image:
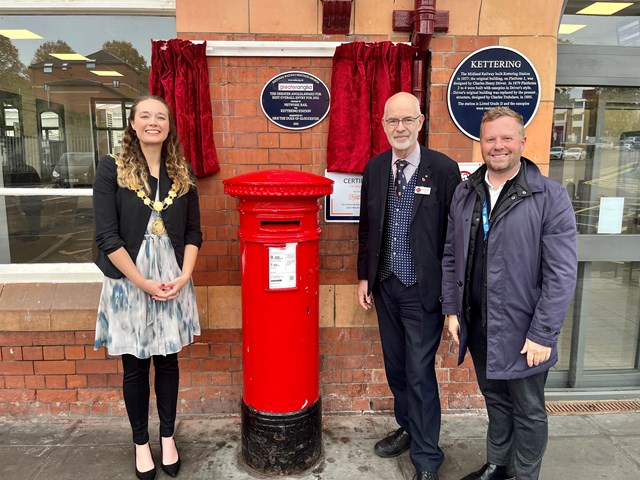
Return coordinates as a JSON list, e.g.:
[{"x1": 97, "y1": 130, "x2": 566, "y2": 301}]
[{"x1": 414, "y1": 186, "x2": 431, "y2": 195}]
